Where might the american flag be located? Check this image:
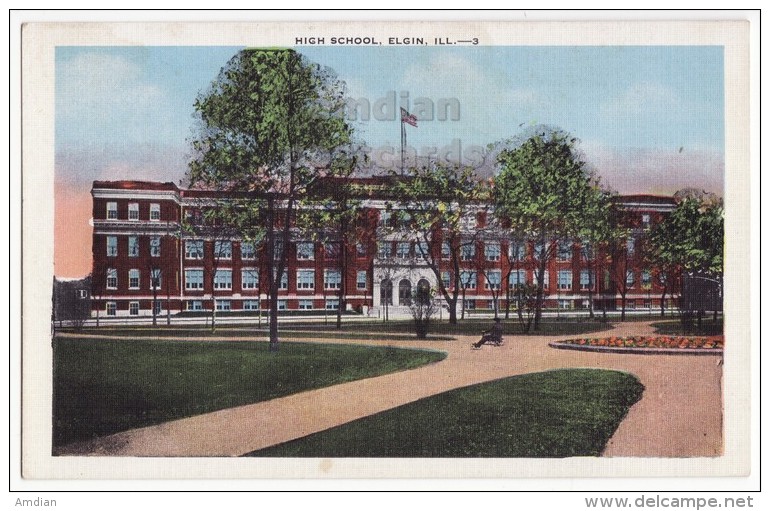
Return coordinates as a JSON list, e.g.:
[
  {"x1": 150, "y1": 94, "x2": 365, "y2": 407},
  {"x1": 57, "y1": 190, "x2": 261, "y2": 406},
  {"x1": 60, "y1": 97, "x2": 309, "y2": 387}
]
[{"x1": 400, "y1": 107, "x2": 418, "y2": 127}]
